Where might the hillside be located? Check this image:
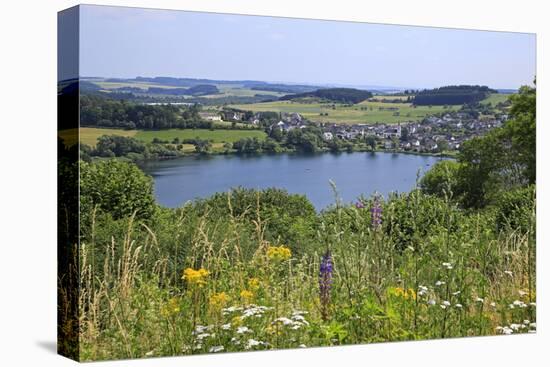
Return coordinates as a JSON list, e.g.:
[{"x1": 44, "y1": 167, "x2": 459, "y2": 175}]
[
  {"x1": 413, "y1": 85, "x2": 497, "y2": 106},
  {"x1": 280, "y1": 88, "x2": 373, "y2": 104},
  {"x1": 147, "y1": 84, "x2": 219, "y2": 96}
]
